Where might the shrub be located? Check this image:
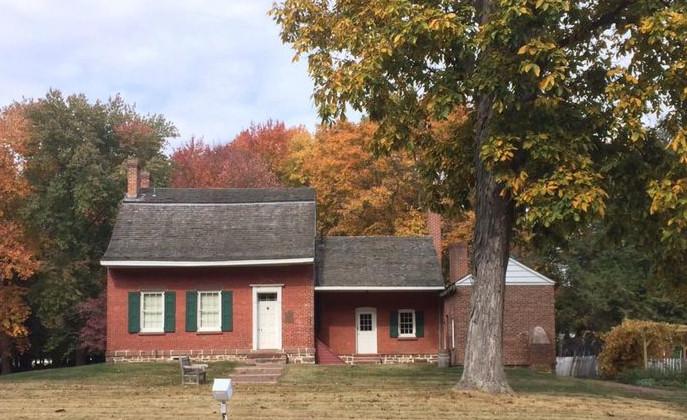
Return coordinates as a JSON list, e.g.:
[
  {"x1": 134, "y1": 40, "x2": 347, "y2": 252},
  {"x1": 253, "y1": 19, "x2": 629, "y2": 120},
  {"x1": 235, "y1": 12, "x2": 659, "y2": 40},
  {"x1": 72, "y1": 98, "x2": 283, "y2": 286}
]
[
  {"x1": 597, "y1": 319, "x2": 686, "y2": 378},
  {"x1": 617, "y1": 368, "x2": 687, "y2": 389}
]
